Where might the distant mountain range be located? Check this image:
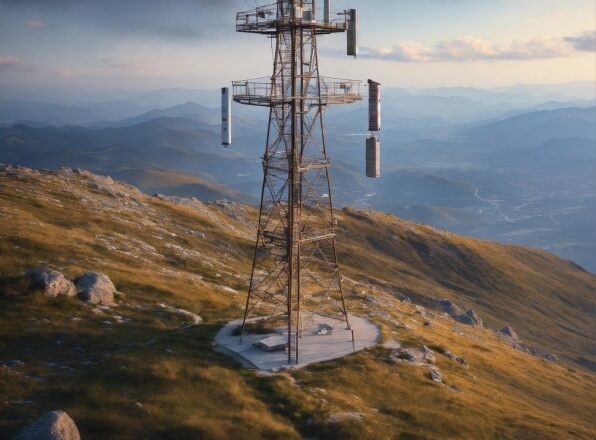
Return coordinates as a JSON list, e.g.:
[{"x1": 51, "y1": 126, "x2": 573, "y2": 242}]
[{"x1": 0, "y1": 94, "x2": 594, "y2": 272}]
